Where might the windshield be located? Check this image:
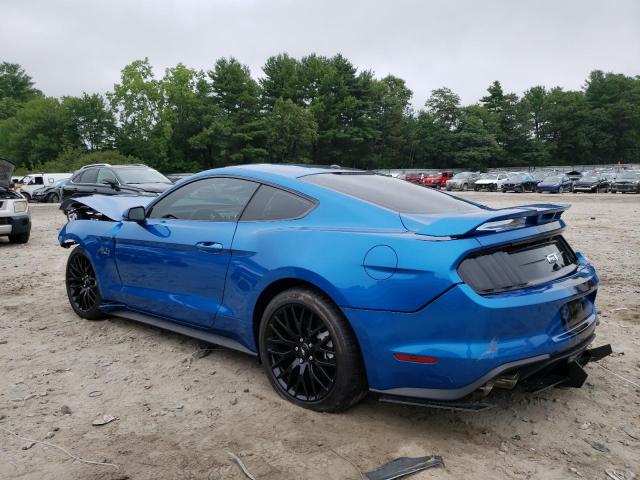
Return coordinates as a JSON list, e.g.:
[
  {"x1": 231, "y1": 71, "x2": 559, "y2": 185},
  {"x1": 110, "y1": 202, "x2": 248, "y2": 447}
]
[
  {"x1": 581, "y1": 176, "x2": 598, "y2": 182},
  {"x1": 116, "y1": 167, "x2": 170, "y2": 184},
  {"x1": 303, "y1": 173, "x2": 482, "y2": 214},
  {"x1": 545, "y1": 175, "x2": 563, "y2": 183},
  {"x1": 479, "y1": 173, "x2": 497, "y2": 180},
  {"x1": 619, "y1": 171, "x2": 640, "y2": 180},
  {"x1": 453, "y1": 173, "x2": 472, "y2": 179},
  {"x1": 507, "y1": 175, "x2": 525, "y2": 182}
]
